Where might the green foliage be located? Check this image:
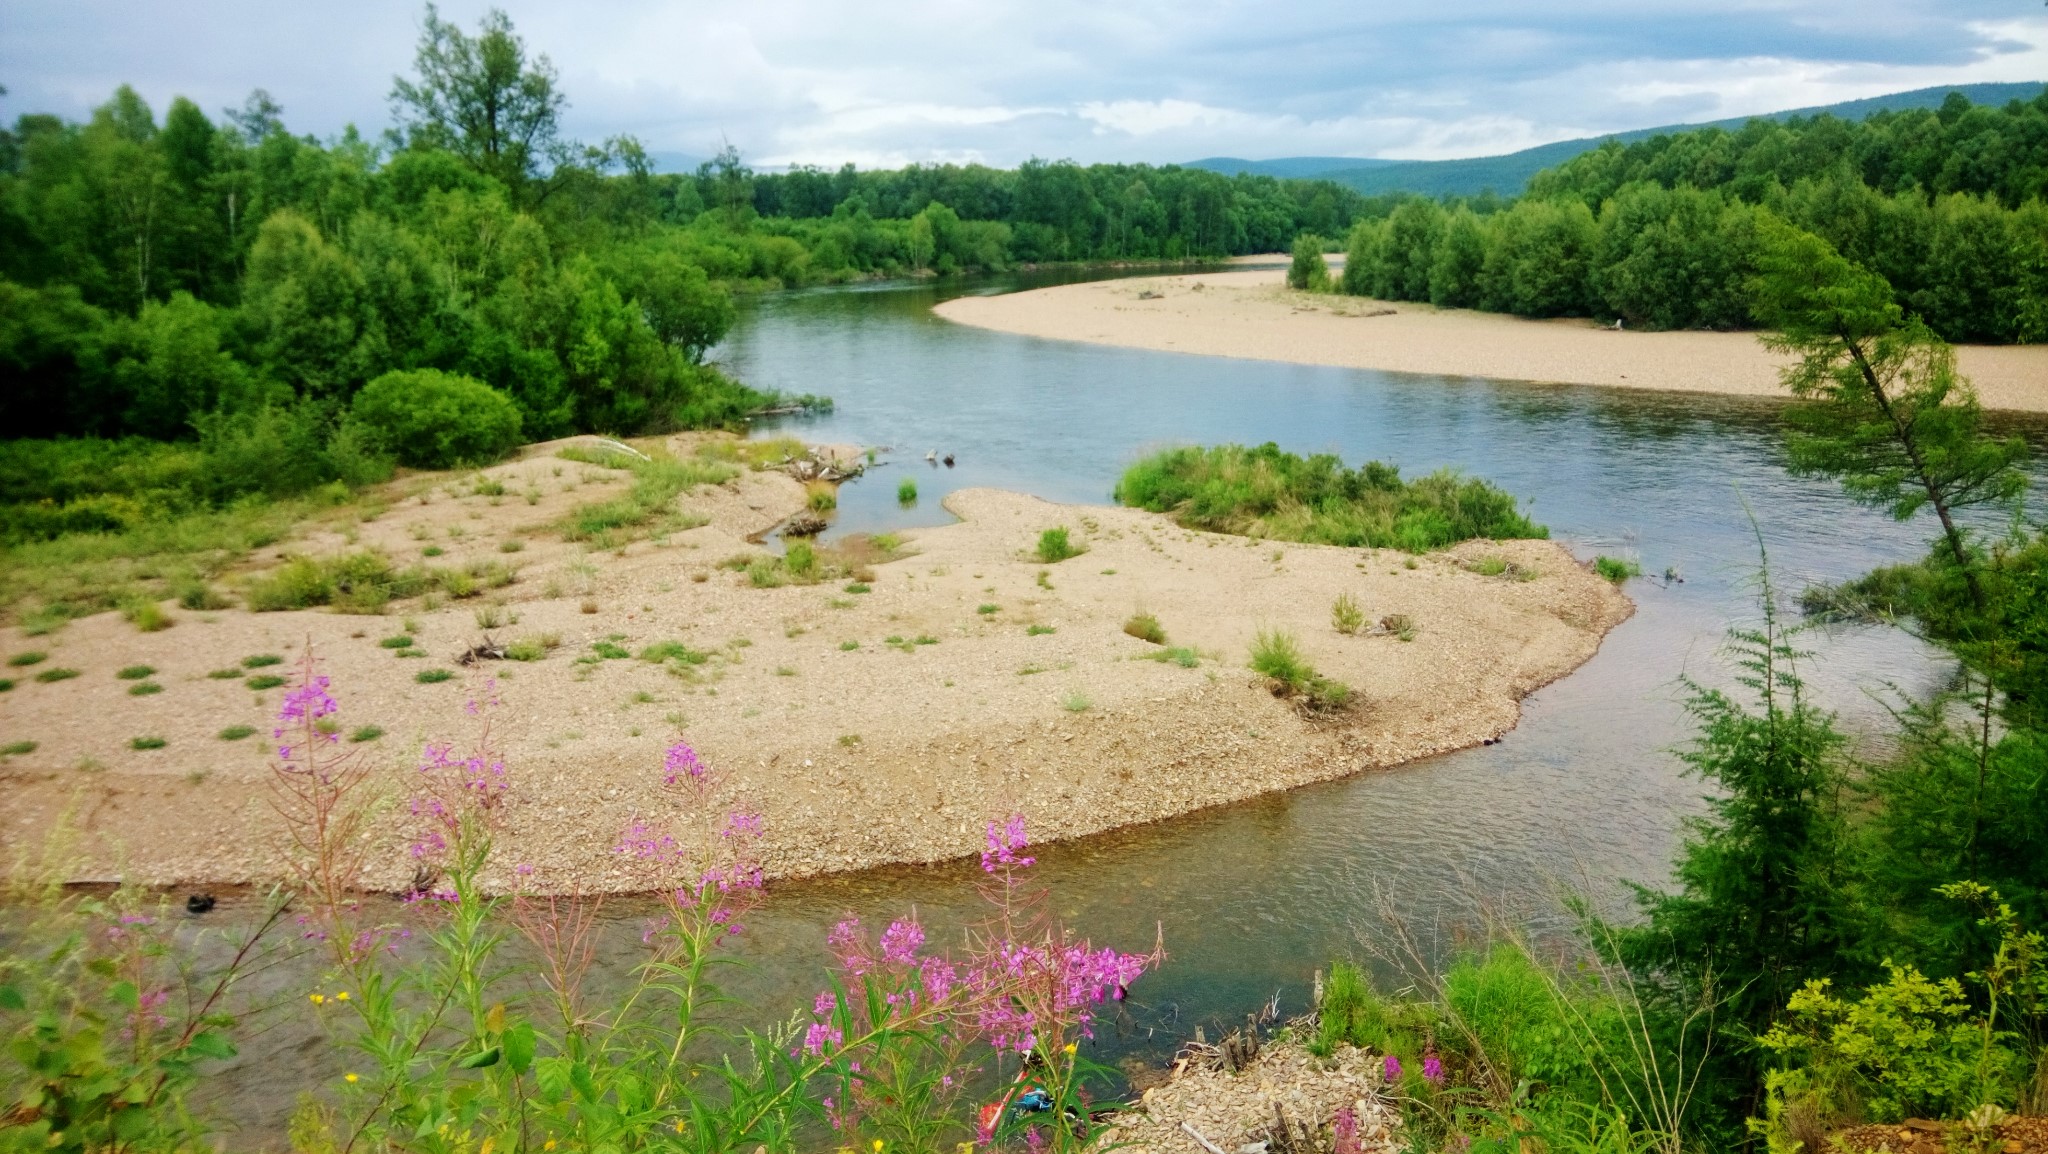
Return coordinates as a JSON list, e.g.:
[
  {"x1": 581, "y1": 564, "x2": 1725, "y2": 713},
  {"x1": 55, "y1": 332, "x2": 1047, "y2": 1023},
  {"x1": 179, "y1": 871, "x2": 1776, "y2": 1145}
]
[
  {"x1": 415, "y1": 668, "x2": 454, "y2": 683},
  {"x1": 1116, "y1": 442, "x2": 1546, "y2": 551},
  {"x1": 1035, "y1": 526, "x2": 1081, "y2": 563},
  {"x1": 1287, "y1": 233, "x2": 1332, "y2": 291},
  {"x1": 1123, "y1": 611, "x2": 1165, "y2": 644},
  {"x1": 218, "y1": 725, "x2": 255, "y2": 741},
  {"x1": 245, "y1": 675, "x2": 286, "y2": 690},
  {"x1": 348, "y1": 369, "x2": 523, "y2": 469},
  {"x1": 34, "y1": 667, "x2": 80, "y2": 683},
  {"x1": 561, "y1": 451, "x2": 731, "y2": 543},
  {"x1": 1249, "y1": 628, "x2": 1350, "y2": 710},
  {"x1": 1331, "y1": 592, "x2": 1365, "y2": 634},
  {"x1": 1594, "y1": 556, "x2": 1641, "y2": 583},
  {"x1": 129, "y1": 736, "x2": 166, "y2": 750},
  {"x1": 897, "y1": 477, "x2": 917, "y2": 505}
]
